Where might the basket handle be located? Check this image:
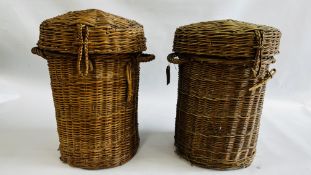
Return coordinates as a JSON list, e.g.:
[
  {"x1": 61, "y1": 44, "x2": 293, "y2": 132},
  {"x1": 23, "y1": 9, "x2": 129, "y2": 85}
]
[
  {"x1": 166, "y1": 53, "x2": 188, "y2": 85},
  {"x1": 31, "y1": 47, "x2": 46, "y2": 59},
  {"x1": 137, "y1": 53, "x2": 155, "y2": 63},
  {"x1": 167, "y1": 53, "x2": 188, "y2": 64},
  {"x1": 249, "y1": 68, "x2": 276, "y2": 91}
]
